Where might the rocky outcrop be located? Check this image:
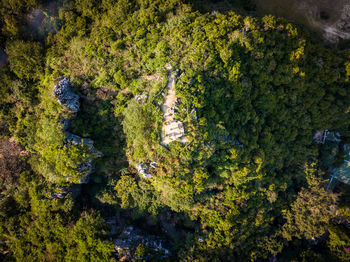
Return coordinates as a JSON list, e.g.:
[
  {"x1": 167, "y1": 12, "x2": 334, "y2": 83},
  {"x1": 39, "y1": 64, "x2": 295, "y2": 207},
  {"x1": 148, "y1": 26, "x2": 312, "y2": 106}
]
[
  {"x1": 135, "y1": 94, "x2": 148, "y2": 104},
  {"x1": 47, "y1": 185, "x2": 82, "y2": 199},
  {"x1": 114, "y1": 226, "x2": 170, "y2": 261},
  {"x1": 53, "y1": 77, "x2": 102, "y2": 185},
  {"x1": 54, "y1": 77, "x2": 80, "y2": 112},
  {"x1": 65, "y1": 132, "x2": 103, "y2": 157},
  {"x1": 63, "y1": 131, "x2": 103, "y2": 184},
  {"x1": 136, "y1": 162, "x2": 157, "y2": 178}
]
